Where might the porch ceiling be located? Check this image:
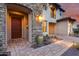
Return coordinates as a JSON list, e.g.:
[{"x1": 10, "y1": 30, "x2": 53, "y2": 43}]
[{"x1": 6, "y1": 3, "x2": 32, "y2": 14}]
